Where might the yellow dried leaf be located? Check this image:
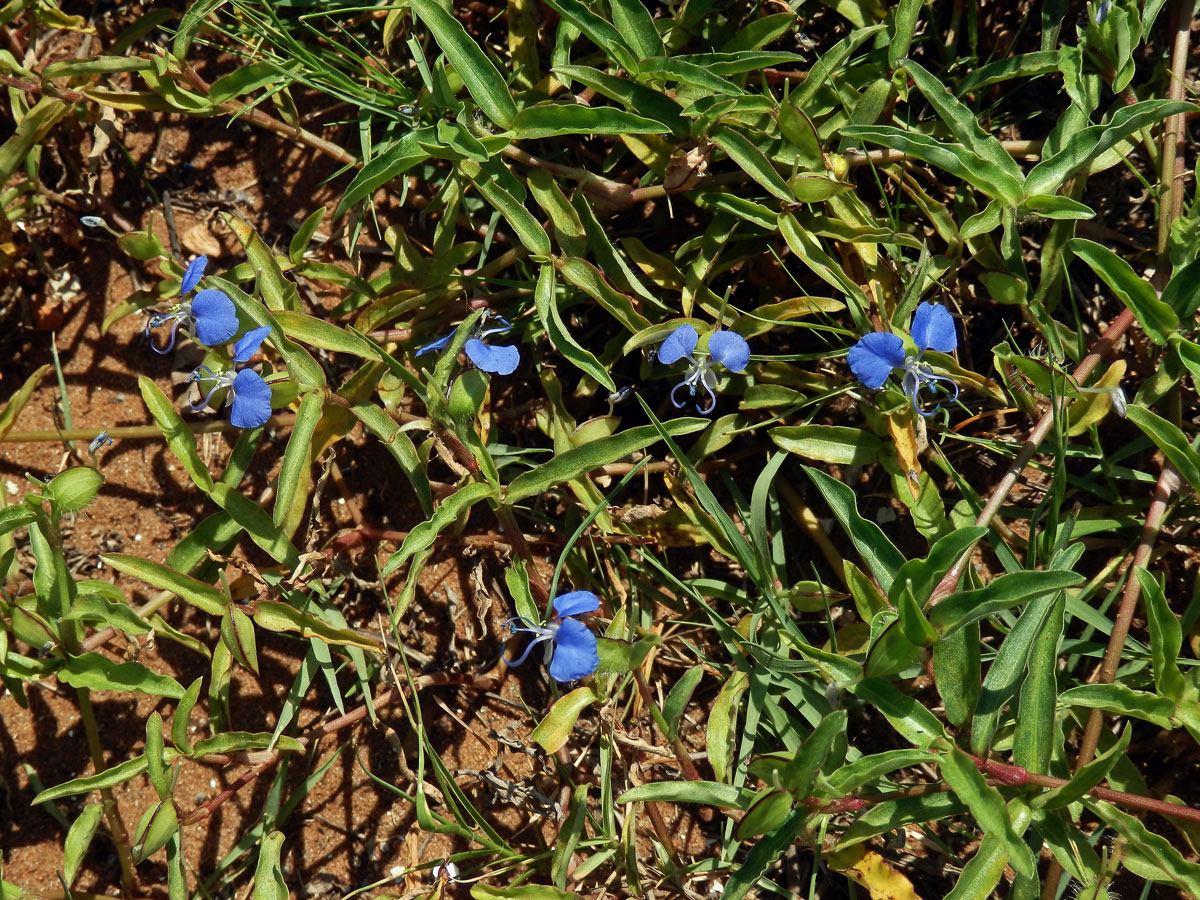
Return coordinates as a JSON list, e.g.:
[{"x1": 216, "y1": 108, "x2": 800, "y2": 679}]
[{"x1": 887, "y1": 412, "x2": 922, "y2": 501}]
